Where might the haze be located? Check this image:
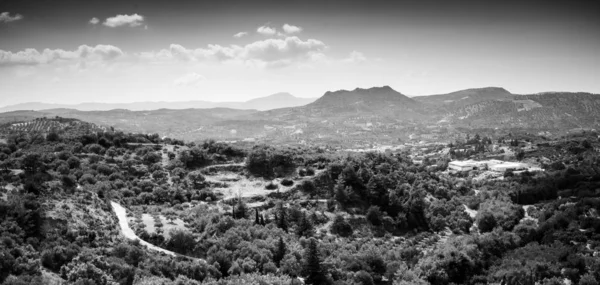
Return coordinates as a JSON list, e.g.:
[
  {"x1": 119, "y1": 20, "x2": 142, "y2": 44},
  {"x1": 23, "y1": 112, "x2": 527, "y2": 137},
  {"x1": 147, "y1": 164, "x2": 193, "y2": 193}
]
[{"x1": 1, "y1": 0, "x2": 599, "y2": 107}]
